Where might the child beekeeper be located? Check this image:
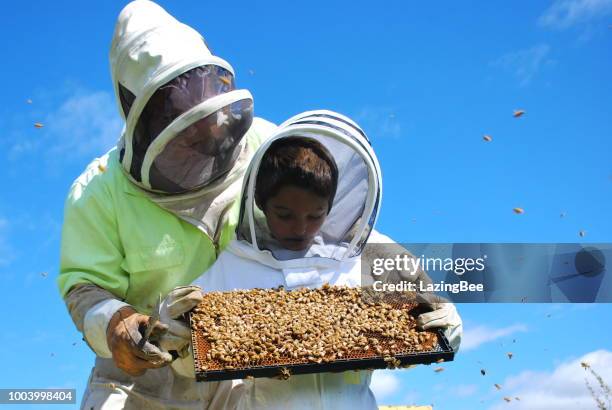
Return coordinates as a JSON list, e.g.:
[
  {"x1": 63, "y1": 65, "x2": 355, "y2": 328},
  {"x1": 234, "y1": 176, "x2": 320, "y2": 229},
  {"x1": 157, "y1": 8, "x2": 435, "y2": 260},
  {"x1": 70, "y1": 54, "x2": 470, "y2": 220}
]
[{"x1": 162, "y1": 110, "x2": 462, "y2": 409}]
